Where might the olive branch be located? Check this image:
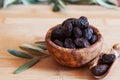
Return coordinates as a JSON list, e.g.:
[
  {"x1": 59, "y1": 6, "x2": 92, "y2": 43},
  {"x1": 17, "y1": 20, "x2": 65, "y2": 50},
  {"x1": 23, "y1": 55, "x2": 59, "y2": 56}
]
[
  {"x1": 7, "y1": 41, "x2": 50, "y2": 74},
  {"x1": 0, "y1": 0, "x2": 119, "y2": 12}
]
